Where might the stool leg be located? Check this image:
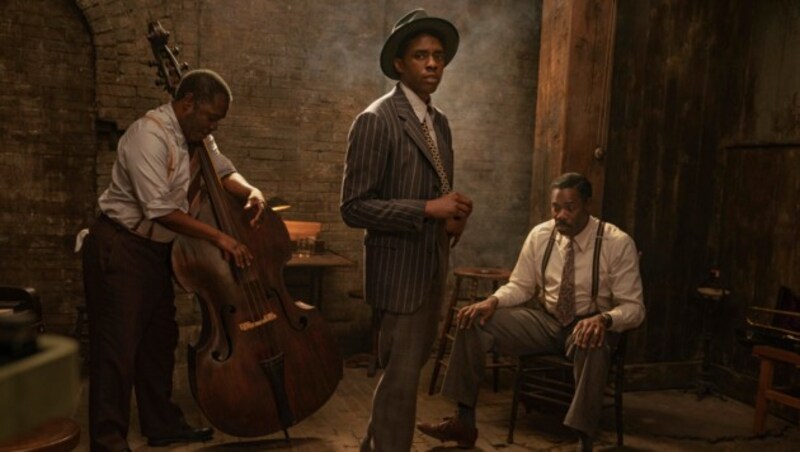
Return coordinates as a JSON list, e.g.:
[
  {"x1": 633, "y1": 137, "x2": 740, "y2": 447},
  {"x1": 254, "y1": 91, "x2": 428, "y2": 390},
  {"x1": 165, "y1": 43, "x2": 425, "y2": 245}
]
[
  {"x1": 753, "y1": 358, "x2": 774, "y2": 435},
  {"x1": 492, "y1": 352, "x2": 501, "y2": 393},
  {"x1": 490, "y1": 280, "x2": 501, "y2": 392},
  {"x1": 429, "y1": 276, "x2": 462, "y2": 395}
]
